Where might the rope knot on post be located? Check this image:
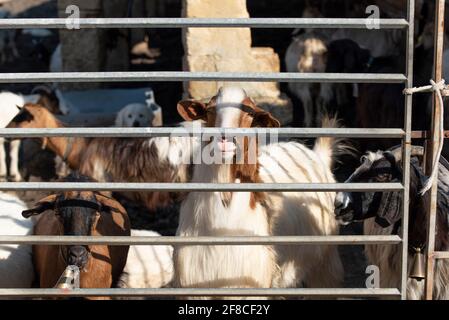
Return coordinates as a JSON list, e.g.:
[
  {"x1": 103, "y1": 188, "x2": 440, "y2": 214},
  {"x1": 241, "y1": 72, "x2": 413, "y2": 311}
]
[{"x1": 403, "y1": 79, "x2": 447, "y2": 195}]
